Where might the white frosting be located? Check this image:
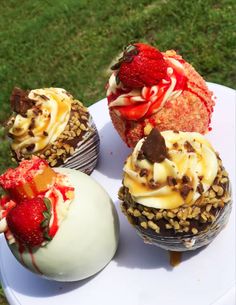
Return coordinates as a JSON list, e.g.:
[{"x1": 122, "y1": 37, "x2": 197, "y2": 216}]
[
  {"x1": 107, "y1": 56, "x2": 185, "y2": 120},
  {"x1": 7, "y1": 168, "x2": 119, "y2": 282}
]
